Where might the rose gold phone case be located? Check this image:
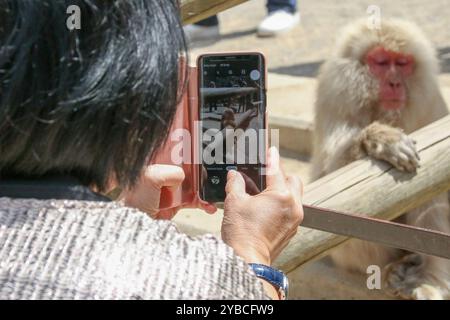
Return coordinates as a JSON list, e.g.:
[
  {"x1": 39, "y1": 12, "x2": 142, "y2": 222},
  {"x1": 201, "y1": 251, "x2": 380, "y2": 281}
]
[{"x1": 151, "y1": 66, "x2": 206, "y2": 209}]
